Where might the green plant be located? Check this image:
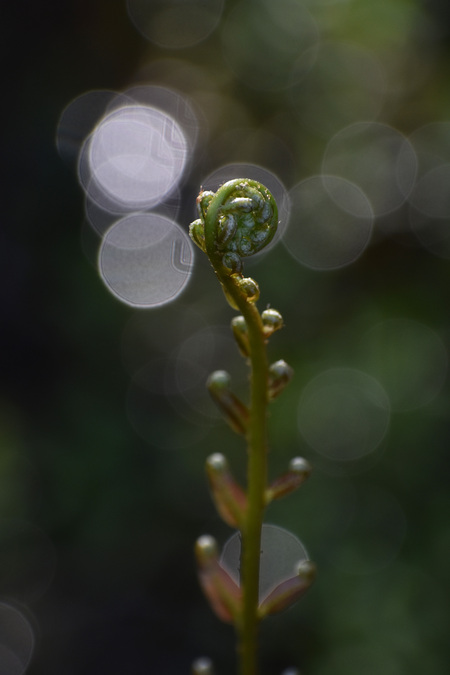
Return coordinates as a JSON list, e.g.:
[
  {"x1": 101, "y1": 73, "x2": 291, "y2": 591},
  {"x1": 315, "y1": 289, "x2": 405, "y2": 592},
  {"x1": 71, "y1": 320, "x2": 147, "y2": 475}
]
[{"x1": 189, "y1": 179, "x2": 315, "y2": 675}]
